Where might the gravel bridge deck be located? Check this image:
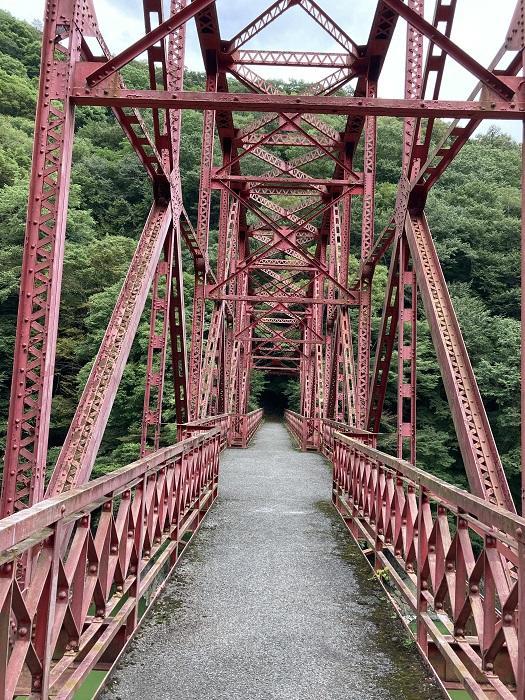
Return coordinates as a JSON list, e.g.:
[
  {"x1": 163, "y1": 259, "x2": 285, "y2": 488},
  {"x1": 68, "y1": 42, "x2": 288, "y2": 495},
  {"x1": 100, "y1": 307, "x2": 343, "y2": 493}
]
[{"x1": 103, "y1": 421, "x2": 441, "y2": 700}]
